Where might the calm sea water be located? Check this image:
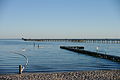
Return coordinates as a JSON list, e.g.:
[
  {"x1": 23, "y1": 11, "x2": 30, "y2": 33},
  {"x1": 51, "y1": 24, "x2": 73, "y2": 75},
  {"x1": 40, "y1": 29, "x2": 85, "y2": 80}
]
[{"x1": 0, "y1": 39, "x2": 120, "y2": 74}]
